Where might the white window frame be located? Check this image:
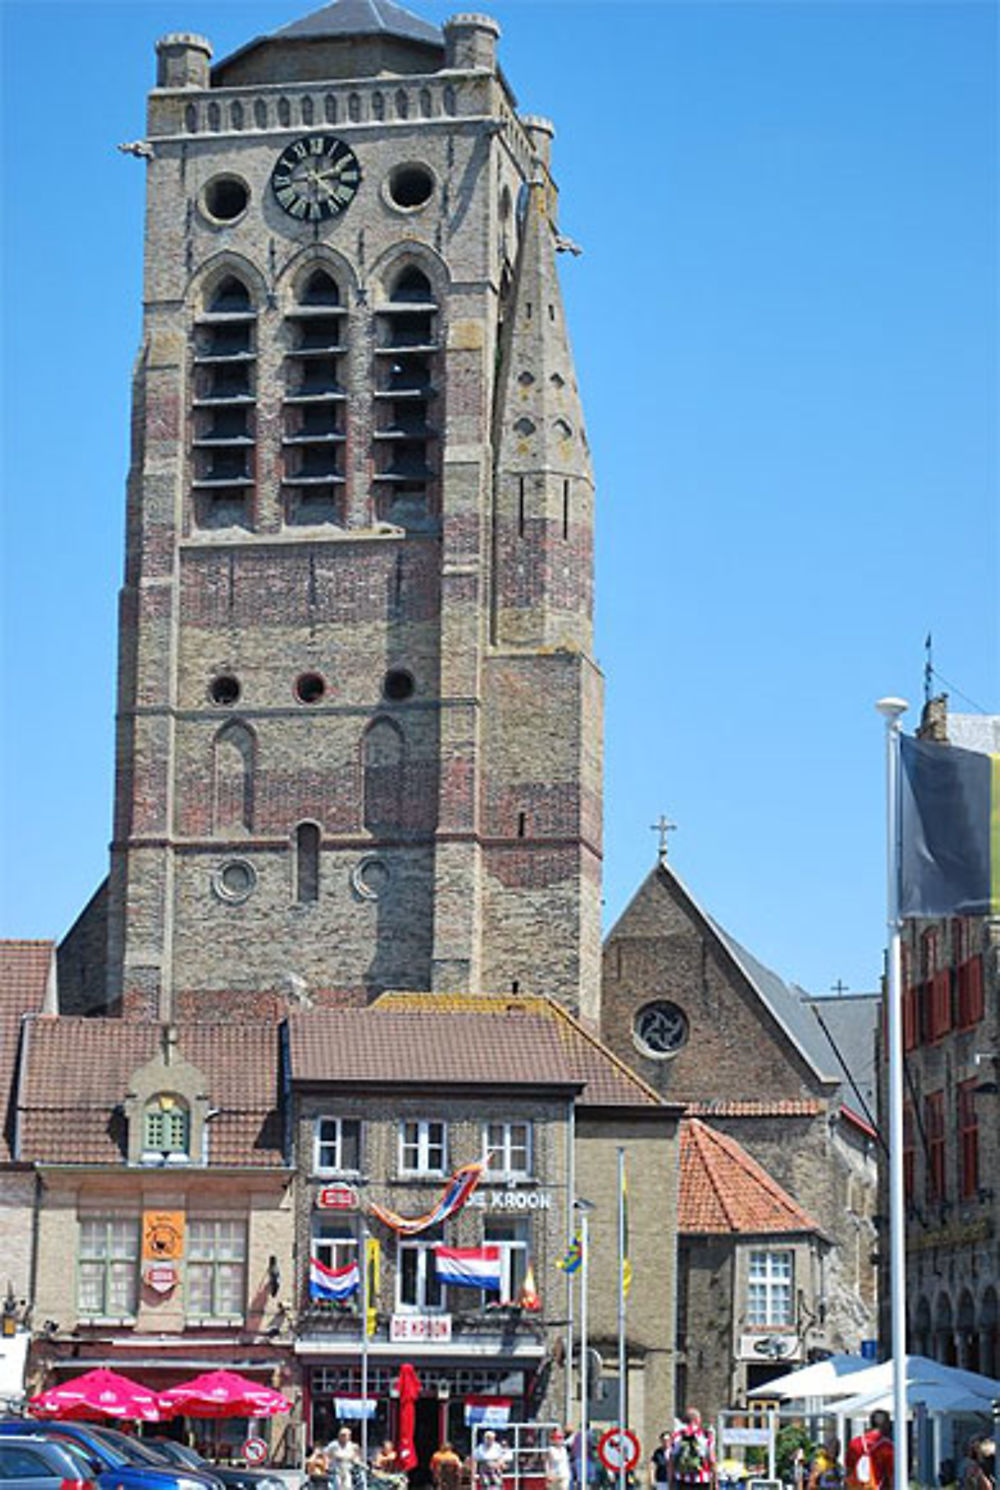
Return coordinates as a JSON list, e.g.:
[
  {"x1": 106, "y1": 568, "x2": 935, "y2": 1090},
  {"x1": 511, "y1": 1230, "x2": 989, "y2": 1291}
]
[
  {"x1": 186, "y1": 1218, "x2": 247, "y2": 1322},
  {"x1": 314, "y1": 1116, "x2": 362, "y2": 1175},
  {"x1": 484, "y1": 1217, "x2": 530, "y2": 1304},
  {"x1": 398, "y1": 1119, "x2": 447, "y2": 1177},
  {"x1": 397, "y1": 1239, "x2": 447, "y2": 1313},
  {"x1": 483, "y1": 1120, "x2": 532, "y2": 1180},
  {"x1": 77, "y1": 1217, "x2": 139, "y2": 1318},
  {"x1": 747, "y1": 1248, "x2": 794, "y2": 1327},
  {"x1": 311, "y1": 1218, "x2": 360, "y2": 1313}
]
